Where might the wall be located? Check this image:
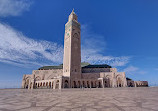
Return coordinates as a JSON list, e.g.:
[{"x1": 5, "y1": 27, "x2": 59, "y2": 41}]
[
  {"x1": 82, "y1": 68, "x2": 117, "y2": 73},
  {"x1": 81, "y1": 73, "x2": 100, "y2": 79},
  {"x1": 32, "y1": 69, "x2": 63, "y2": 80},
  {"x1": 135, "y1": 81, "x2": 148, "y2": 87}
]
